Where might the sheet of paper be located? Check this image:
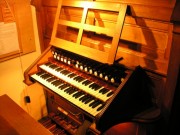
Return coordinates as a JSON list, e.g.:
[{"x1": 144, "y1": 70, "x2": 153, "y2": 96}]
[{"x1": 0, "y1": 22, "x2": 20, "y2": 55}]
